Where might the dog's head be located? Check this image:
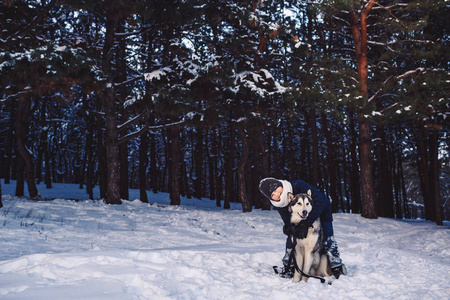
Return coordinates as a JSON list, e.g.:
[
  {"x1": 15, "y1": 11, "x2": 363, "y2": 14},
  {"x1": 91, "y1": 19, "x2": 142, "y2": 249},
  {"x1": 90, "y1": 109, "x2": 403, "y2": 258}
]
[{"x1": 288, "y1": 190, "x2": 313, "y2": 225}]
